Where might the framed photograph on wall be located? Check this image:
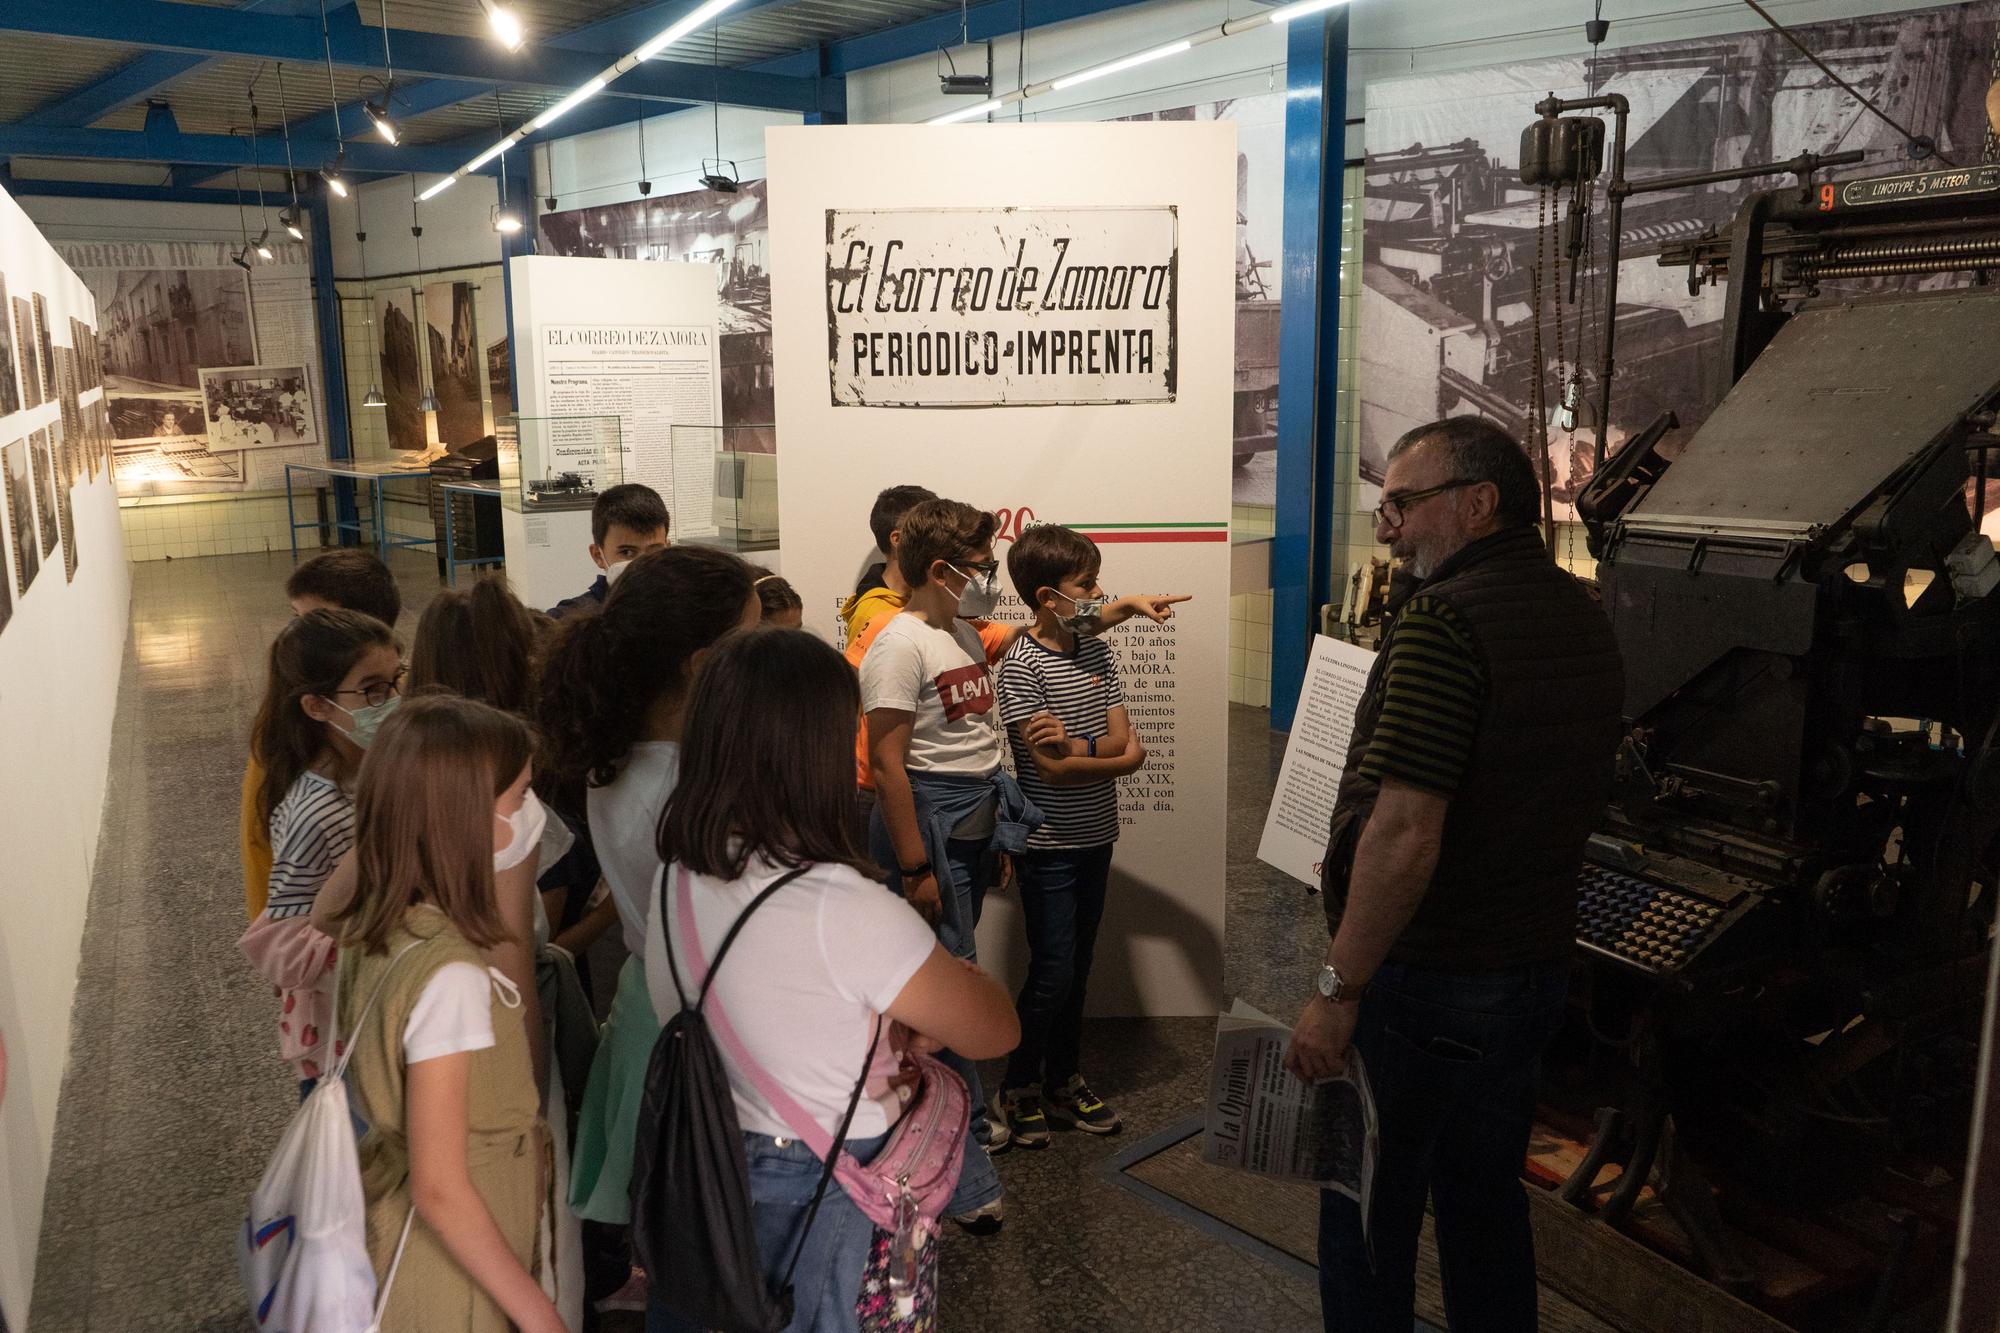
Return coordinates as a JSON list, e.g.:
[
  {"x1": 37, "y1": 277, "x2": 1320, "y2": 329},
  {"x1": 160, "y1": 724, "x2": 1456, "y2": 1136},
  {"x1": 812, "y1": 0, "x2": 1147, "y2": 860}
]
[
  {"x1": 12, "y1": 298, "x2": 39, "y2": 407},
  {"x1": 31, "y1": 295, "x2": 54, "y2": 405},
  {"x1": 4, "y1": 437, "x2": 39, "y2": 596},
  {"x1": 373, "y1": 287, "x2": 425, "y2": 453},
  {"x1": 29, "y1": 428, "x2": 57, "y2": 558},
  {"x1": 0, "y1": 275, "x2": 19, "y2": 418},
  {"x1": 52, "y1": 423, "x2": 77, "y2": 584},
  {"x1": 197, "y1": 364, "x2": 317, "y2": 450}
]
